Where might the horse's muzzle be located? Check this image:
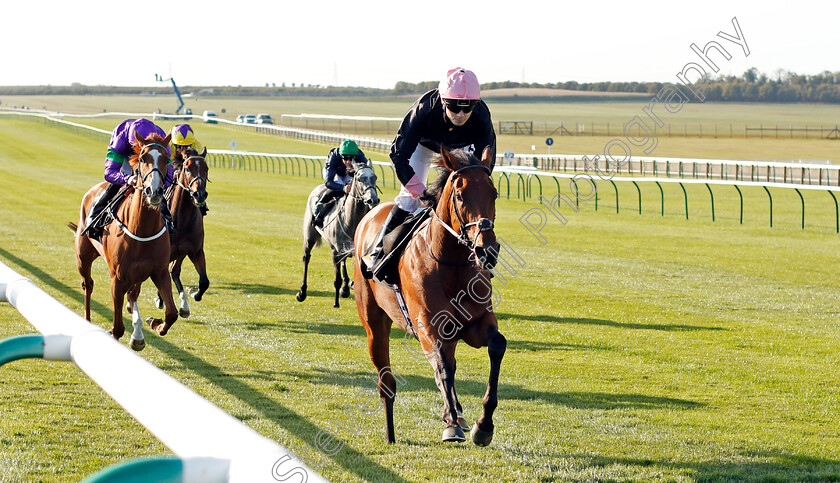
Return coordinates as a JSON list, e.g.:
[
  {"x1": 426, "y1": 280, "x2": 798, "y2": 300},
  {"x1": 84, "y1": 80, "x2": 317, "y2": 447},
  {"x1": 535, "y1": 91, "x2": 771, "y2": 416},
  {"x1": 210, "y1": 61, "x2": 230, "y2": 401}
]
[
  {"x1": 192, "y1": 190, "x2": 208, "y2": 207},
  {"x1": 475, "y1": 242, "x2": 500, "y2": 271},
  {"x1": 144, "y1": 186, "x2": 164, "y2": 206}
]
